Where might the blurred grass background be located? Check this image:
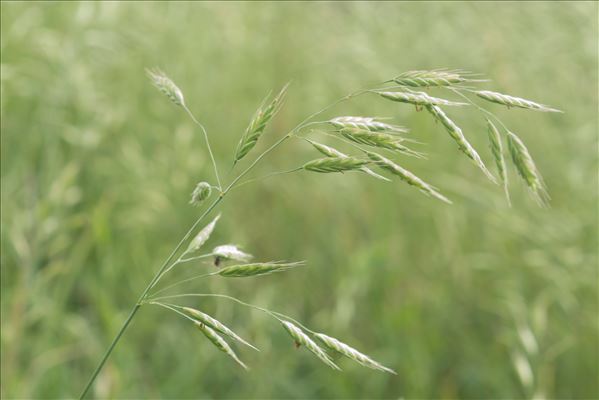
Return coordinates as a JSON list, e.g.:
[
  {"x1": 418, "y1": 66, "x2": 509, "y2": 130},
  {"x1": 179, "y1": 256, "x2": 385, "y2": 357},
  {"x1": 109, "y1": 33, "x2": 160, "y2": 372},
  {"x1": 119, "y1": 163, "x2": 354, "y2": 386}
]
[{"x1": 1, "y1": 1, "x2": 597, "y2": 399}]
